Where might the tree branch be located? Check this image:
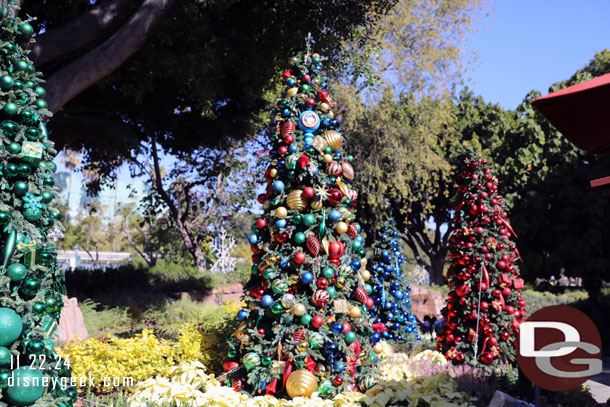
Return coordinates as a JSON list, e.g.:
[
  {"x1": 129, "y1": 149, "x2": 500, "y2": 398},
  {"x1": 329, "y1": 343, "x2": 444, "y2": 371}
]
[
  {"x1": 45, "y1": 0, "x2": 174, "y2": 113},
  {"x1": 29, "y1": 0, "x2": 133, "y2": 66},
  {"x1": 11, "y1": 0, "x2": 22, "y2": 18}
]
